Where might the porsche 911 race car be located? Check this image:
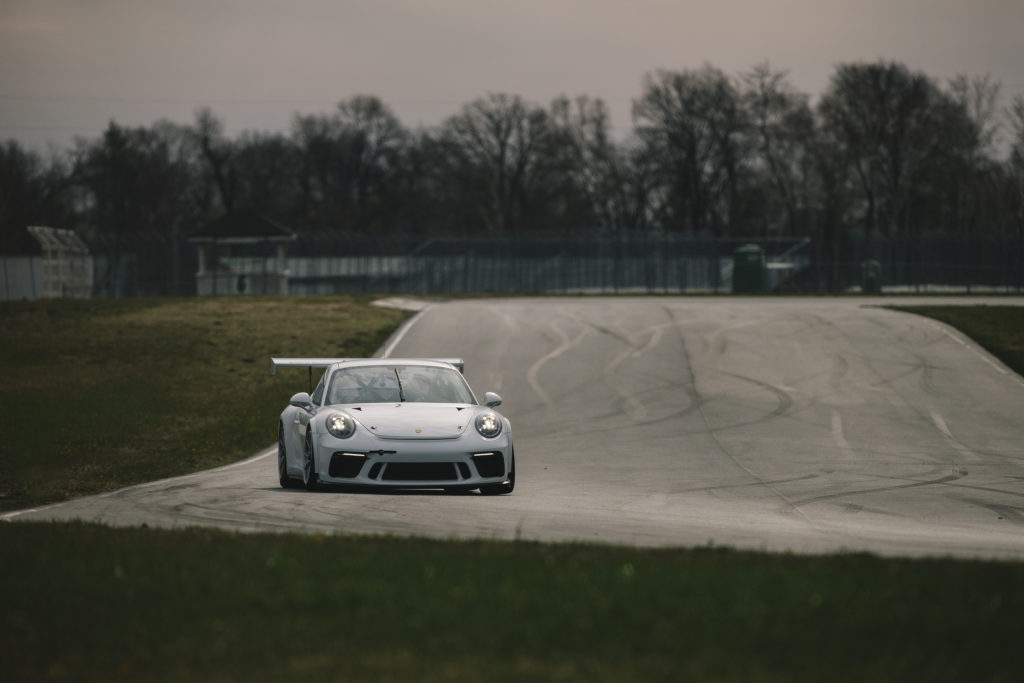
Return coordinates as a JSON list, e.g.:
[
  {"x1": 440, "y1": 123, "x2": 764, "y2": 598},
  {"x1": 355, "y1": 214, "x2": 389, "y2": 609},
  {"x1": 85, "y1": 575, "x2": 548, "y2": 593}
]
[{"x1": 272, "y1": 357, "x2": 515, "y2": 494}]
